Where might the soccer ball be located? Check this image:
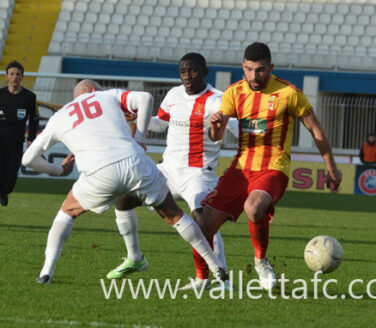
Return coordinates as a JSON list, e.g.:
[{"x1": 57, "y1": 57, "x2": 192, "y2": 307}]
[{"x1": 304, "y1": 235, "x2": 343, "y2": 273}]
